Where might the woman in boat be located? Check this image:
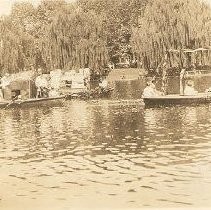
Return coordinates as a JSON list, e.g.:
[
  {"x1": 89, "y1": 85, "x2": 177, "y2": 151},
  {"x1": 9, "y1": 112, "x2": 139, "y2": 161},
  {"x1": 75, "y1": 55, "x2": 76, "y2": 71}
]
[
  {"x1": 184, "y1": 80, "x2": 198, "y2": 96},
  {"x1": 142, "y1": 81, "x2": 163, "y2": 98}
]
